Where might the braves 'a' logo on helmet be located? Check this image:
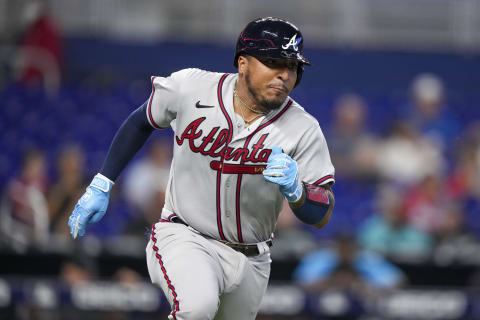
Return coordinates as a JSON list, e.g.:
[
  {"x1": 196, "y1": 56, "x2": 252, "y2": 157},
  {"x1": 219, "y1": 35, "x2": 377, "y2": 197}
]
[{"x1": 282, "y1": 34, "x2": 301, "y2": 51}]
